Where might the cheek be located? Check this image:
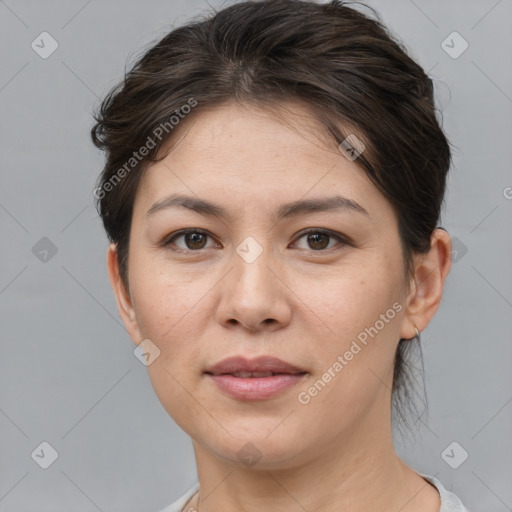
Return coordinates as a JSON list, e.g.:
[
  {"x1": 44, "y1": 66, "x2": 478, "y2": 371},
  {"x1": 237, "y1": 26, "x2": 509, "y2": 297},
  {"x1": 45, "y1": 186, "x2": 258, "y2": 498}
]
[
  {"x1": 132, "y1": 273, "x2": 207, "y2": 423},
  {"x1": 130, "y1": 256, "x2": 200, "y2": 336},
  {"x1": 130, "y1": 274, "x2": 219, "y2": 407},
  {"x1": 307, "y1": 271, "x2": 398, "y2": 338},
  {"x1": 303, "y1": 273, "x2": 402, "y2": 392}
]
